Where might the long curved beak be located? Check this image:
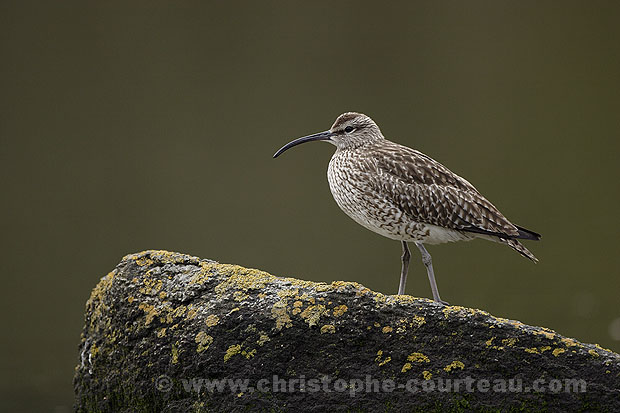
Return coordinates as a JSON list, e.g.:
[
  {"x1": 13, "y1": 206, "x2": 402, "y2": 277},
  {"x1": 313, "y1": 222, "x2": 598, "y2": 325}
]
[{"x1": 273, "y1": 131, "x2": 333, "y2": 158}]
